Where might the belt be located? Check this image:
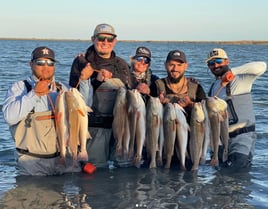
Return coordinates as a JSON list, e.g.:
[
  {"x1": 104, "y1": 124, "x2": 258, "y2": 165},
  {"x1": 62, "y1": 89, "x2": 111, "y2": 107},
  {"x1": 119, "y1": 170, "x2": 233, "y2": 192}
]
[
  {"x1": 88, "y1": 115, "x2": 113, "y2": 129},
  {"x1": 16, "y1": 148, "x2": 60, "y2": 159},
  {"x1": 229, "y1": 125, "x2": 255, "y2": 138}
]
